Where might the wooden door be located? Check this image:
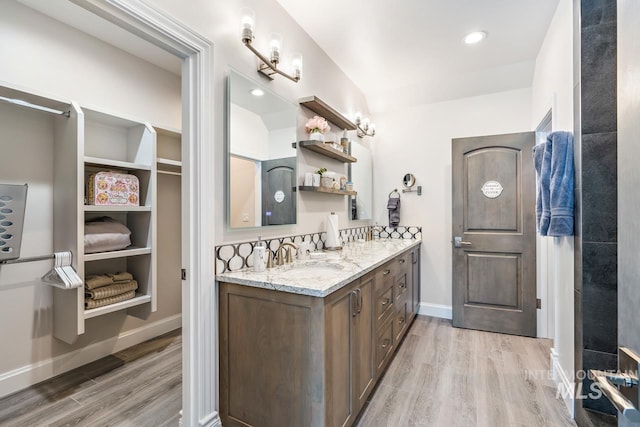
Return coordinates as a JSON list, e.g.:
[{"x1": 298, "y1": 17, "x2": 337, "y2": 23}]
[
  {"x1": 261, "y1": 157, "x2": 296, "y2": 226},
  {"x1": 411, "y1": 248, "x2": 421, "y2": 317},
  {"x1": 452, "y1": 132, "x2": 537, "y2": 337},
  {"x1": 353, "y1": 274, "x2": 374, "y2": 412},
  {"x1": 326, "y1": 287, "x2": 354, "y2": 427}
]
